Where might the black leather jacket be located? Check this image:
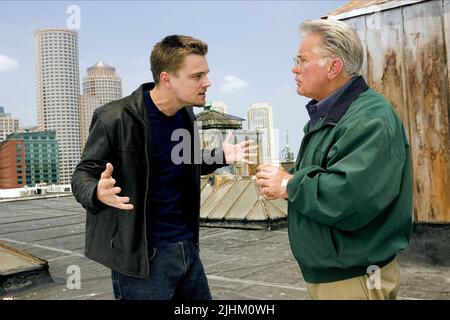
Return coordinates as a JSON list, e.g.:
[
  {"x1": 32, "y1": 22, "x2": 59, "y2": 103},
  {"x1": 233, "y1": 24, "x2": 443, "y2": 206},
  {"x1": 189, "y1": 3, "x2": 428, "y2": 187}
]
[{"x1": 71, "y1": 83, "x2": 224, "y2": 279}]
